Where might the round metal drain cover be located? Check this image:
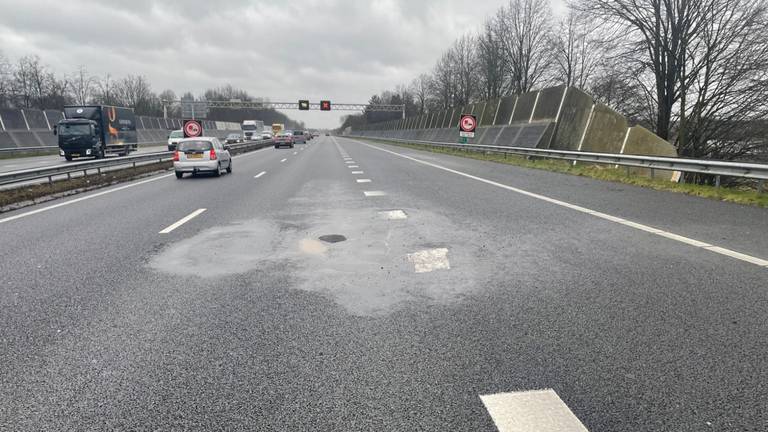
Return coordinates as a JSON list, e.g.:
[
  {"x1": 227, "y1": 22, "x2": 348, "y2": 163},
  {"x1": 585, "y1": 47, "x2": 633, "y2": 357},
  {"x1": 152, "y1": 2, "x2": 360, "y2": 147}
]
[{"x1": 319, "y1": 234, "x2": 347, "y2": 244}]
